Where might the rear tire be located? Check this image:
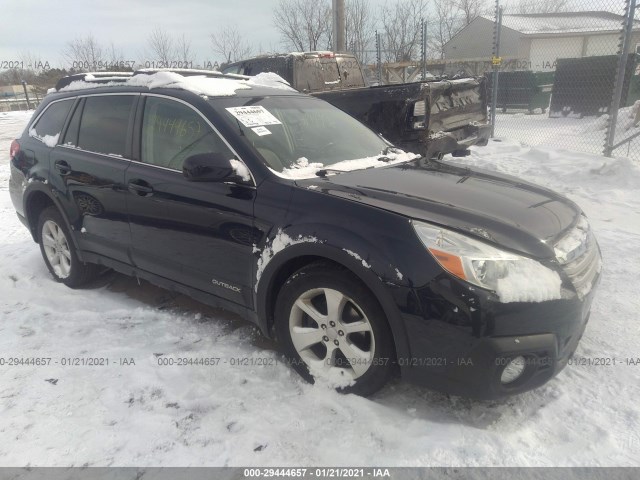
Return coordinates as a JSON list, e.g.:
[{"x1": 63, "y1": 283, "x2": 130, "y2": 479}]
[
  {"x1": 275, "y1": 262, "x2": 396, "y2": 396},
  {"x1": 38, "y1": 206, "x2": 98, "y2": 288}
]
